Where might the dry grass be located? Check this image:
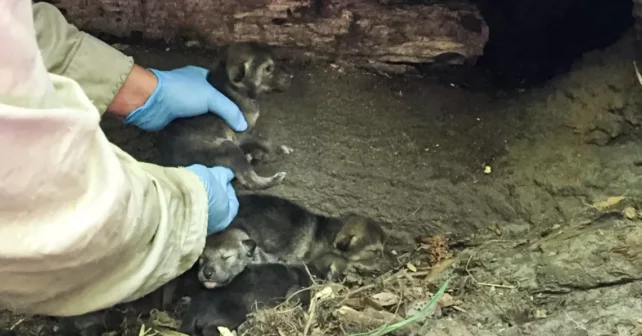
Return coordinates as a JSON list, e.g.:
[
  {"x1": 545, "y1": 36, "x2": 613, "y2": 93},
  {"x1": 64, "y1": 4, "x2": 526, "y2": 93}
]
[
  {"x1": 234, "y1": 275, "x2": 452, "y2": 336},
  {"x1": 228, "y1": 236, "x2": 459, "y2": 336}
]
